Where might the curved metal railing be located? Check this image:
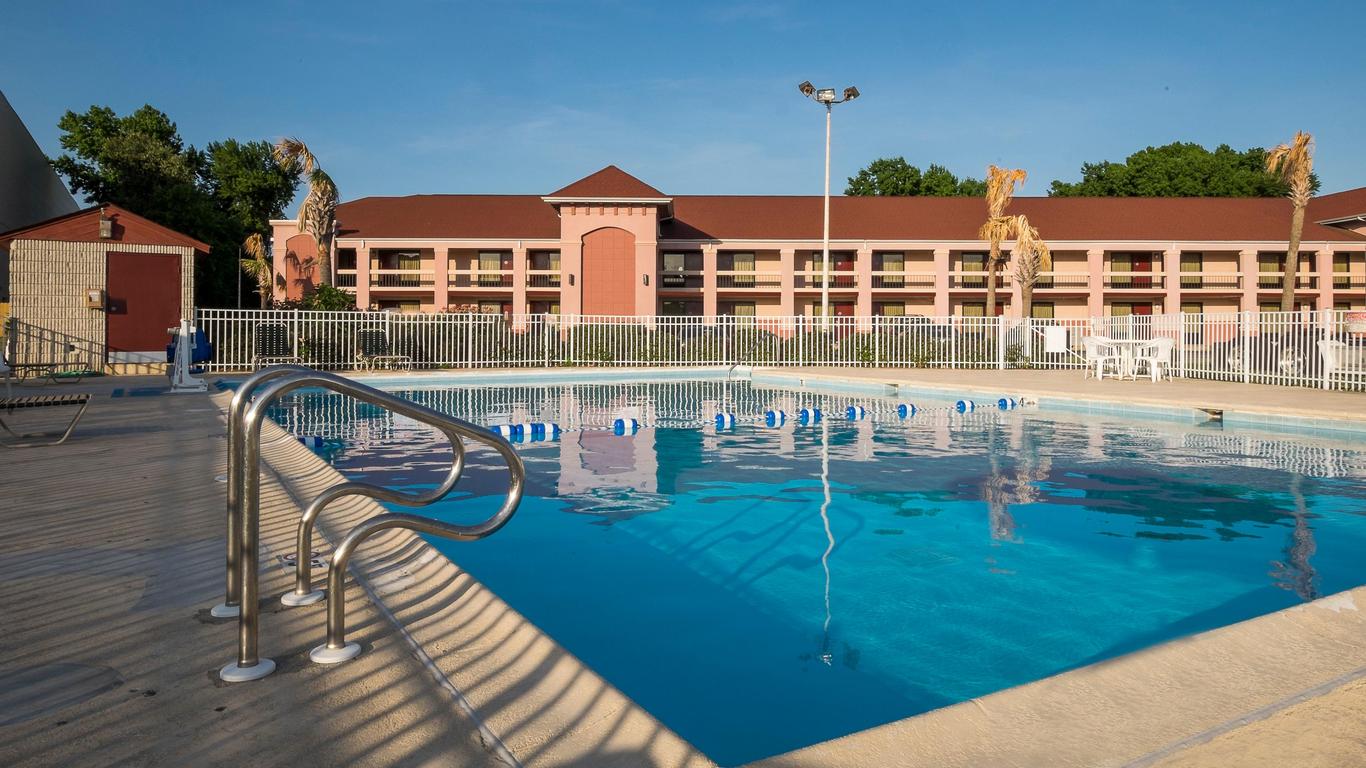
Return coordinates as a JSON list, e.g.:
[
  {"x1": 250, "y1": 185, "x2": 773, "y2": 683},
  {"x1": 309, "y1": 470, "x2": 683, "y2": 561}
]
[{"x1": 219, "y1": 366, "x2": 525, "y2": 682}]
